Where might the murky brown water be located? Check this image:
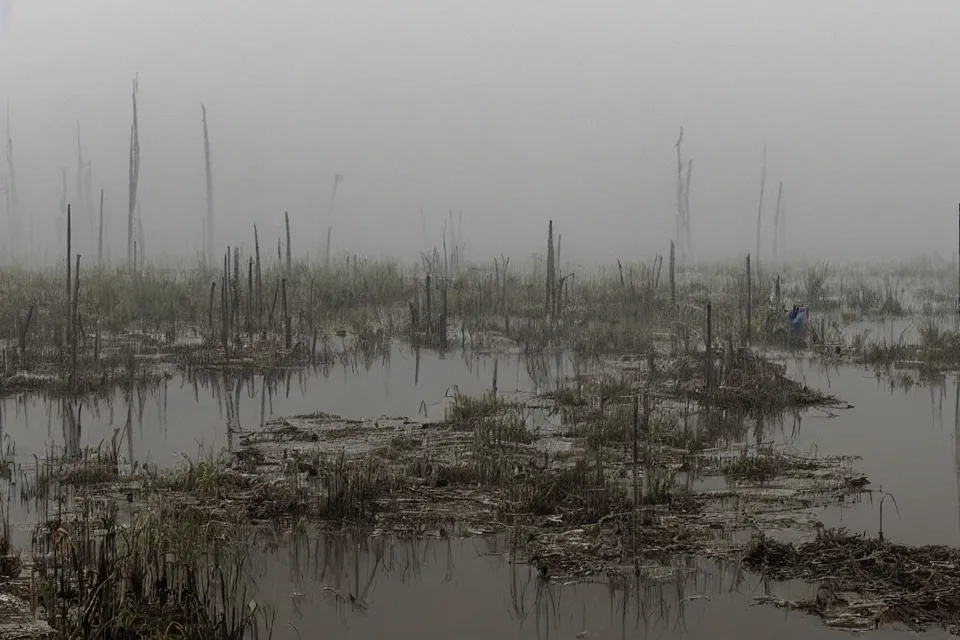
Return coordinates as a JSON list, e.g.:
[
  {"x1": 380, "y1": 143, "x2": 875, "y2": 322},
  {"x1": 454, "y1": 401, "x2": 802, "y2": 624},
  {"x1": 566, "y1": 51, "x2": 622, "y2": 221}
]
[
  {"x1": 787, "y1": 357, "x2": 960, "y2": 548},
  {"x1": 248, "y1": 532, "x2": 940, "y2": 639},
  {"x1": 0, "y1": 347, "x2": 566, "y2": 467},
  {"x1": 2, "y1": 344, "x2": 957, "y2": 636}
]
